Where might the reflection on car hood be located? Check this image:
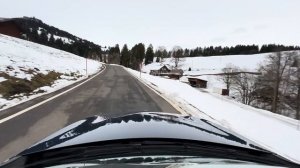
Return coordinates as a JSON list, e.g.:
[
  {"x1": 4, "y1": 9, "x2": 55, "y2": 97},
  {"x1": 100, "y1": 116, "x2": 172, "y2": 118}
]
[
  {"x1": 21, "y1": 112, "x2": 265, "y2": 155},
  {"x1": 47, "y1": 156, "x2": 266, "y2": 168}
]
